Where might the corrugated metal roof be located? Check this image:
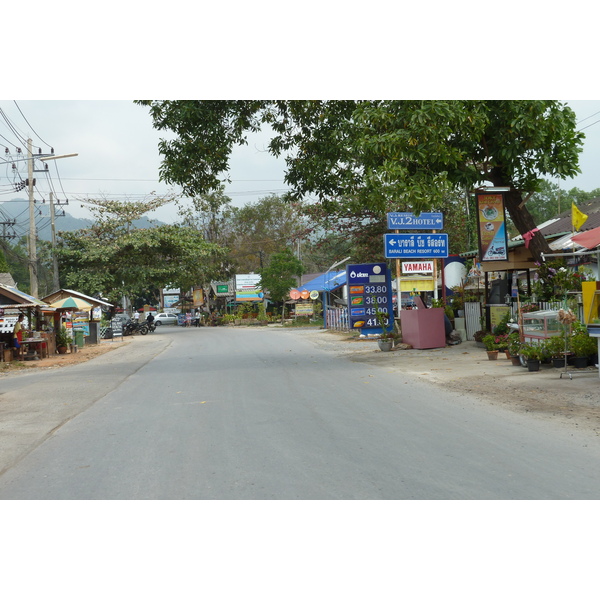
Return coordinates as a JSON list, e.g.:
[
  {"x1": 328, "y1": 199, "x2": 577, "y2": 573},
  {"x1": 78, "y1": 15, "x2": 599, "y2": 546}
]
[{"x1": 296, "y1": 270, "x2": 346, "y2": 292}]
